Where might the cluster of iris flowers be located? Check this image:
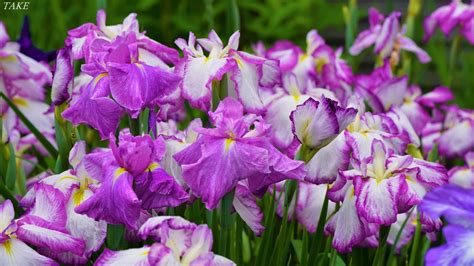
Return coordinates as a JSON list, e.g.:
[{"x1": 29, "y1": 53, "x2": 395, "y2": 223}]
[{"x1": 0, "y1": 1, "x2": 473, "y2": 265}]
